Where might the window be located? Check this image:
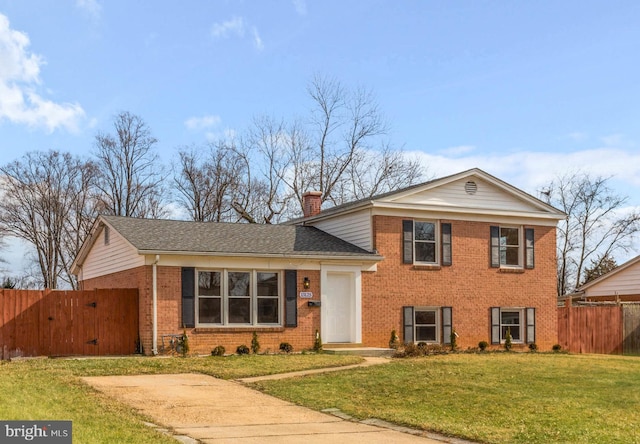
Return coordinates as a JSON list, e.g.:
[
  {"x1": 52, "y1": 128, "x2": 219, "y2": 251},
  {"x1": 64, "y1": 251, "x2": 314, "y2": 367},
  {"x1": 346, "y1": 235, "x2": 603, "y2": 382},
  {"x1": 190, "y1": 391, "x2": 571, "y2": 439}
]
[
  {"x1": 500, "y1": 227, "x2": 520, "y2": 266},
  {"x1": 491, "y1": 307, "x2": 535, "y2": 344},
  {"x1": 415, "y1": 308, "x2": 440, "y2": 342},
  {"x1": 402, "y1": 306, "x2": 452, "y2": 344},
  {"x1": 490, "y1": 226, "x2": 535, "y2": 269},
  {"x1": 403, "y1": 220, "x2": 452, "y2": 266},
  {"x1": 196, "y1": 270, "x2": 281, "y2": 326}
]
